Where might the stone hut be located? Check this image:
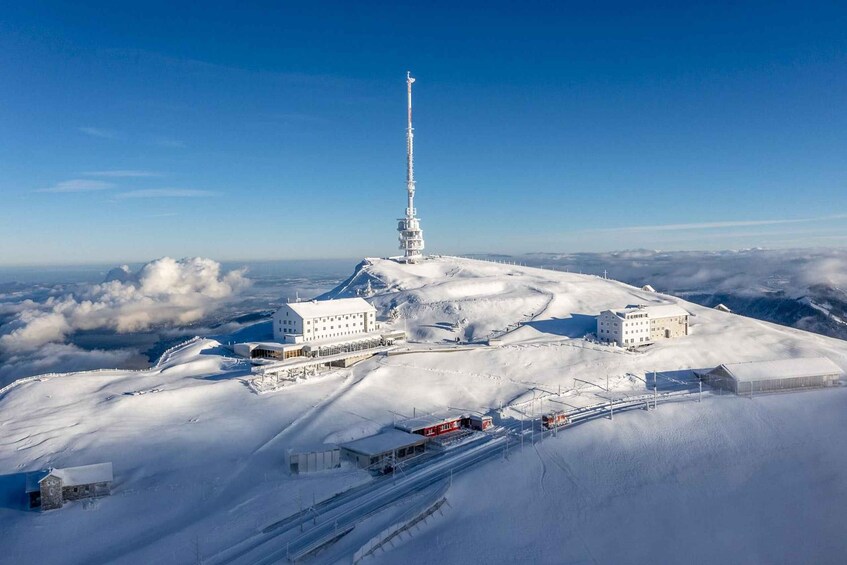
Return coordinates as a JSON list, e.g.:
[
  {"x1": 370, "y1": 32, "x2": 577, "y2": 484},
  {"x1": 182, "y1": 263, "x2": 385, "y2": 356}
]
[{"x1": 26, "y1": 462, "x2": 113, "y2": 510}]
